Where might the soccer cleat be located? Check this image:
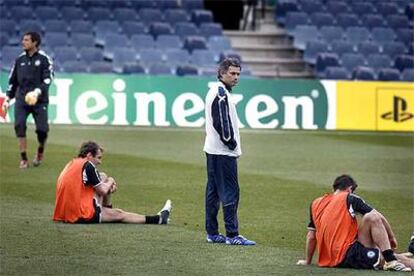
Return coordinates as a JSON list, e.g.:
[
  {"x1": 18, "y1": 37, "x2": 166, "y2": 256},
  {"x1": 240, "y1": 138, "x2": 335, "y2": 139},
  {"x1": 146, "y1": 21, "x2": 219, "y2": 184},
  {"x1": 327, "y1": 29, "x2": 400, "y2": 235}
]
[
  {"x1": 19, "y1": 160, "x2": 29, "y2": 169},
  {"x1": 383, "y1": 260, "x2": 412, "y2": 272},
  {"x1": 206, "y1": 234, "x2": 226, "y2": 243},
  {"x1": 225, "y1": 235, "x2": 256, "y2": 246},
  {"x1": 158, "y1": 199, "x2": 172, "y2": 224},
  {"x1": 32, "y1": 153, "x2": 43, "y2": 167}
]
